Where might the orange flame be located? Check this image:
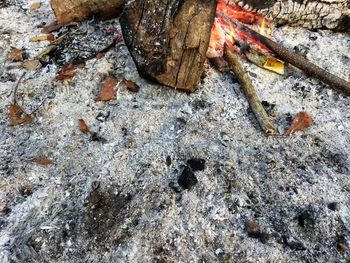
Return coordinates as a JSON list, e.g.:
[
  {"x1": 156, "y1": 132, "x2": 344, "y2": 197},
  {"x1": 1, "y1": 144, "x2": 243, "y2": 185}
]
[{"x1": 207, "y1": 0, "x2": 272, "y2": 58}]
